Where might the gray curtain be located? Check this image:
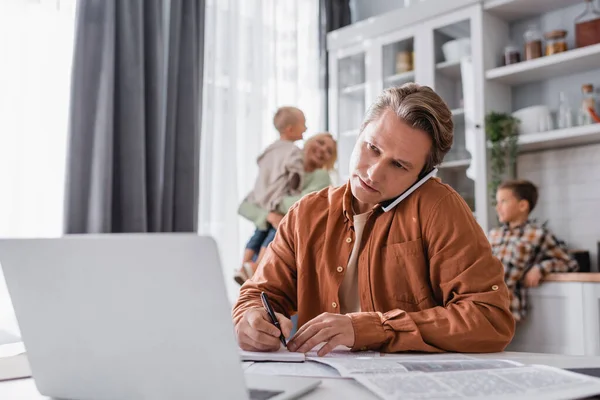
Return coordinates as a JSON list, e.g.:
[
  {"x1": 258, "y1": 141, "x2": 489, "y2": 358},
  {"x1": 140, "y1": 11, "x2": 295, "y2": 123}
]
[
  {"x1": 319, "y1": 0, "x2": 351, "y2": 130},
  {"x1": 64, "y1": 0, "x2": 205, "y2": 233}
]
